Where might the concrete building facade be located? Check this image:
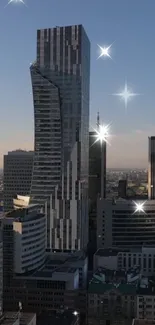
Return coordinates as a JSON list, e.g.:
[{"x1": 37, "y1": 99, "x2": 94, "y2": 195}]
[
  {"x1": 94, "y1": 248, "x2": 155, "y2": 276},
  {"x1": 3, "y1": 204, "x2": 46, "y2": 276},
  {"x1": 3, "y1": 151, "x2": 33, "y2": 212},
  {"x1": 30, "y1": 25, "x2": 90, "y2": 251}
]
